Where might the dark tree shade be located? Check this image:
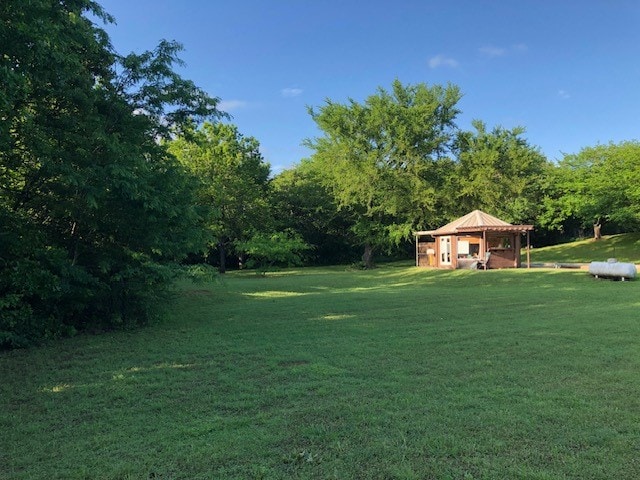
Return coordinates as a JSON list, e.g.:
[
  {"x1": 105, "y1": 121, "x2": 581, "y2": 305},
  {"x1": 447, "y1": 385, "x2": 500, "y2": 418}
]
[{"x1": 0, "y1": 0, "x2": 225, "y2": 347}]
